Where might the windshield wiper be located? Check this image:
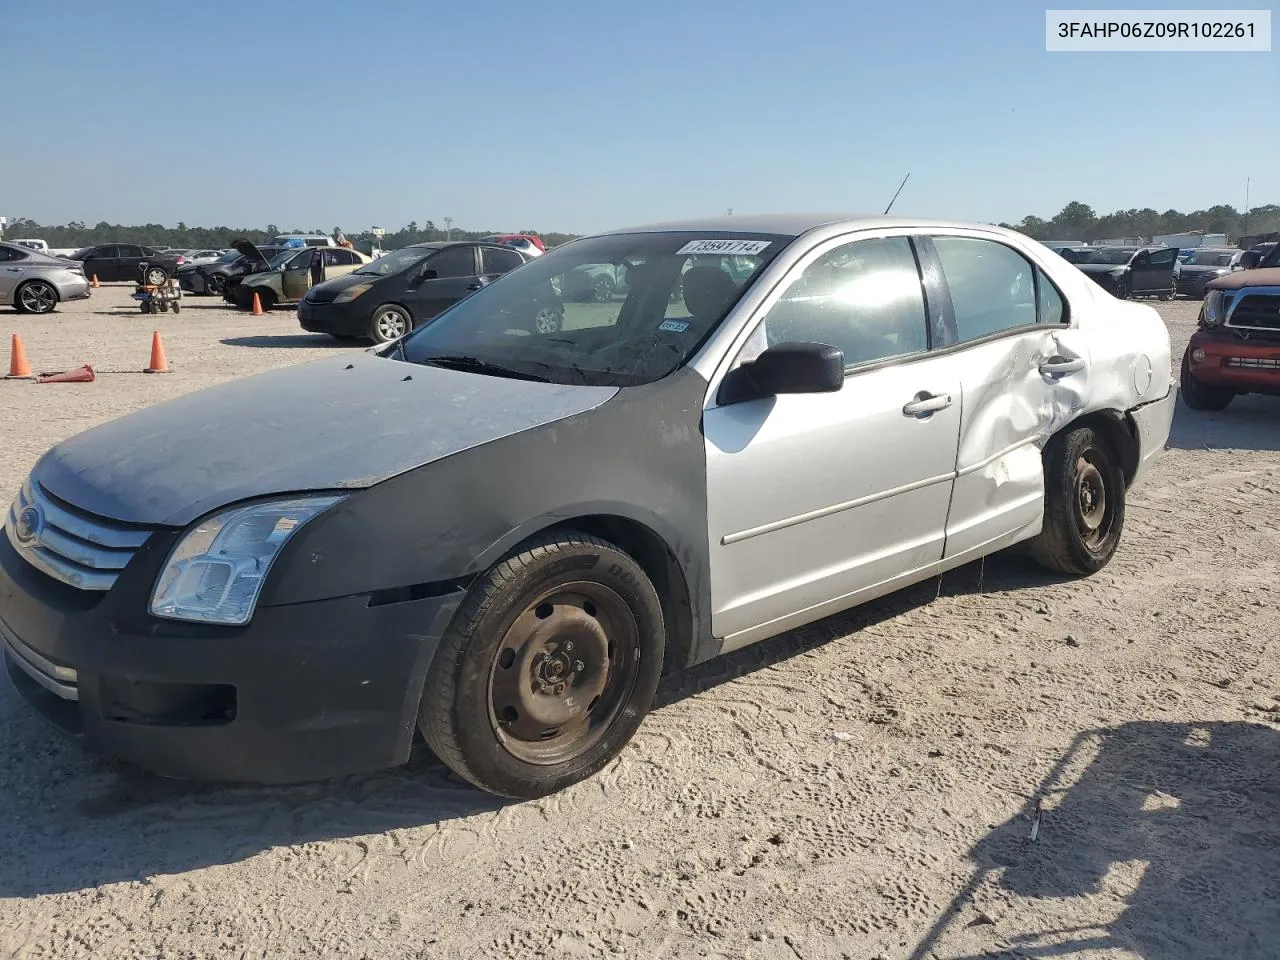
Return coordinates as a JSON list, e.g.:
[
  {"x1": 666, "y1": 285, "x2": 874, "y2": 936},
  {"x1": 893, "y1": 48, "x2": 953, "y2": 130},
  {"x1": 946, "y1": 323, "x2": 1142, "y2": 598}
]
[{"x1": 418, "y1": 354, "x2": 549, "y2": 382}]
